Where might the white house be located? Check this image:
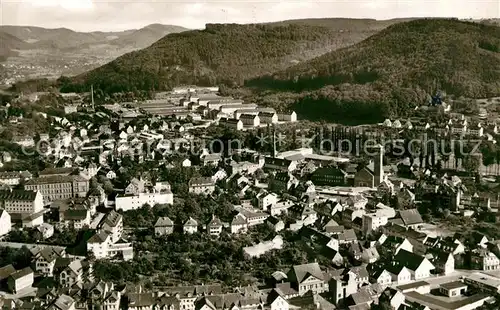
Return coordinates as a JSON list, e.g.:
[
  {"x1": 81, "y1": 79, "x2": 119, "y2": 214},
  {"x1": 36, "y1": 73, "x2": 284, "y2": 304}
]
[
  {"x1": 8, "y1": 267, "x2": 34, "y2": 293},
  {"x1": 267, "y1": 290, "x2": 289, "y2": 310},
  {"x1": 0, "y1": 209, "x2": 11, "y2": 237},
  {"x1": 183, "y1": 217, "x2": 198, "y2": 234},
  {"x1": 258, "y1": 192, "x2": 279, "y2": 210},
  {"x1": 115, "y1": 190, "x2": 173, "y2": 211},
  {"x1": 188, "y1": 177, "x2": 215, "y2": 195},
  {"x1": 100, "y1": 210, "x2": 123, "y2": 244},
  {"x1": 395, "y1": 249, "x2": 435, "y2": 280},
  {"x1": 36, "y1": 223, "x2": 54, "y2": 239}
]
